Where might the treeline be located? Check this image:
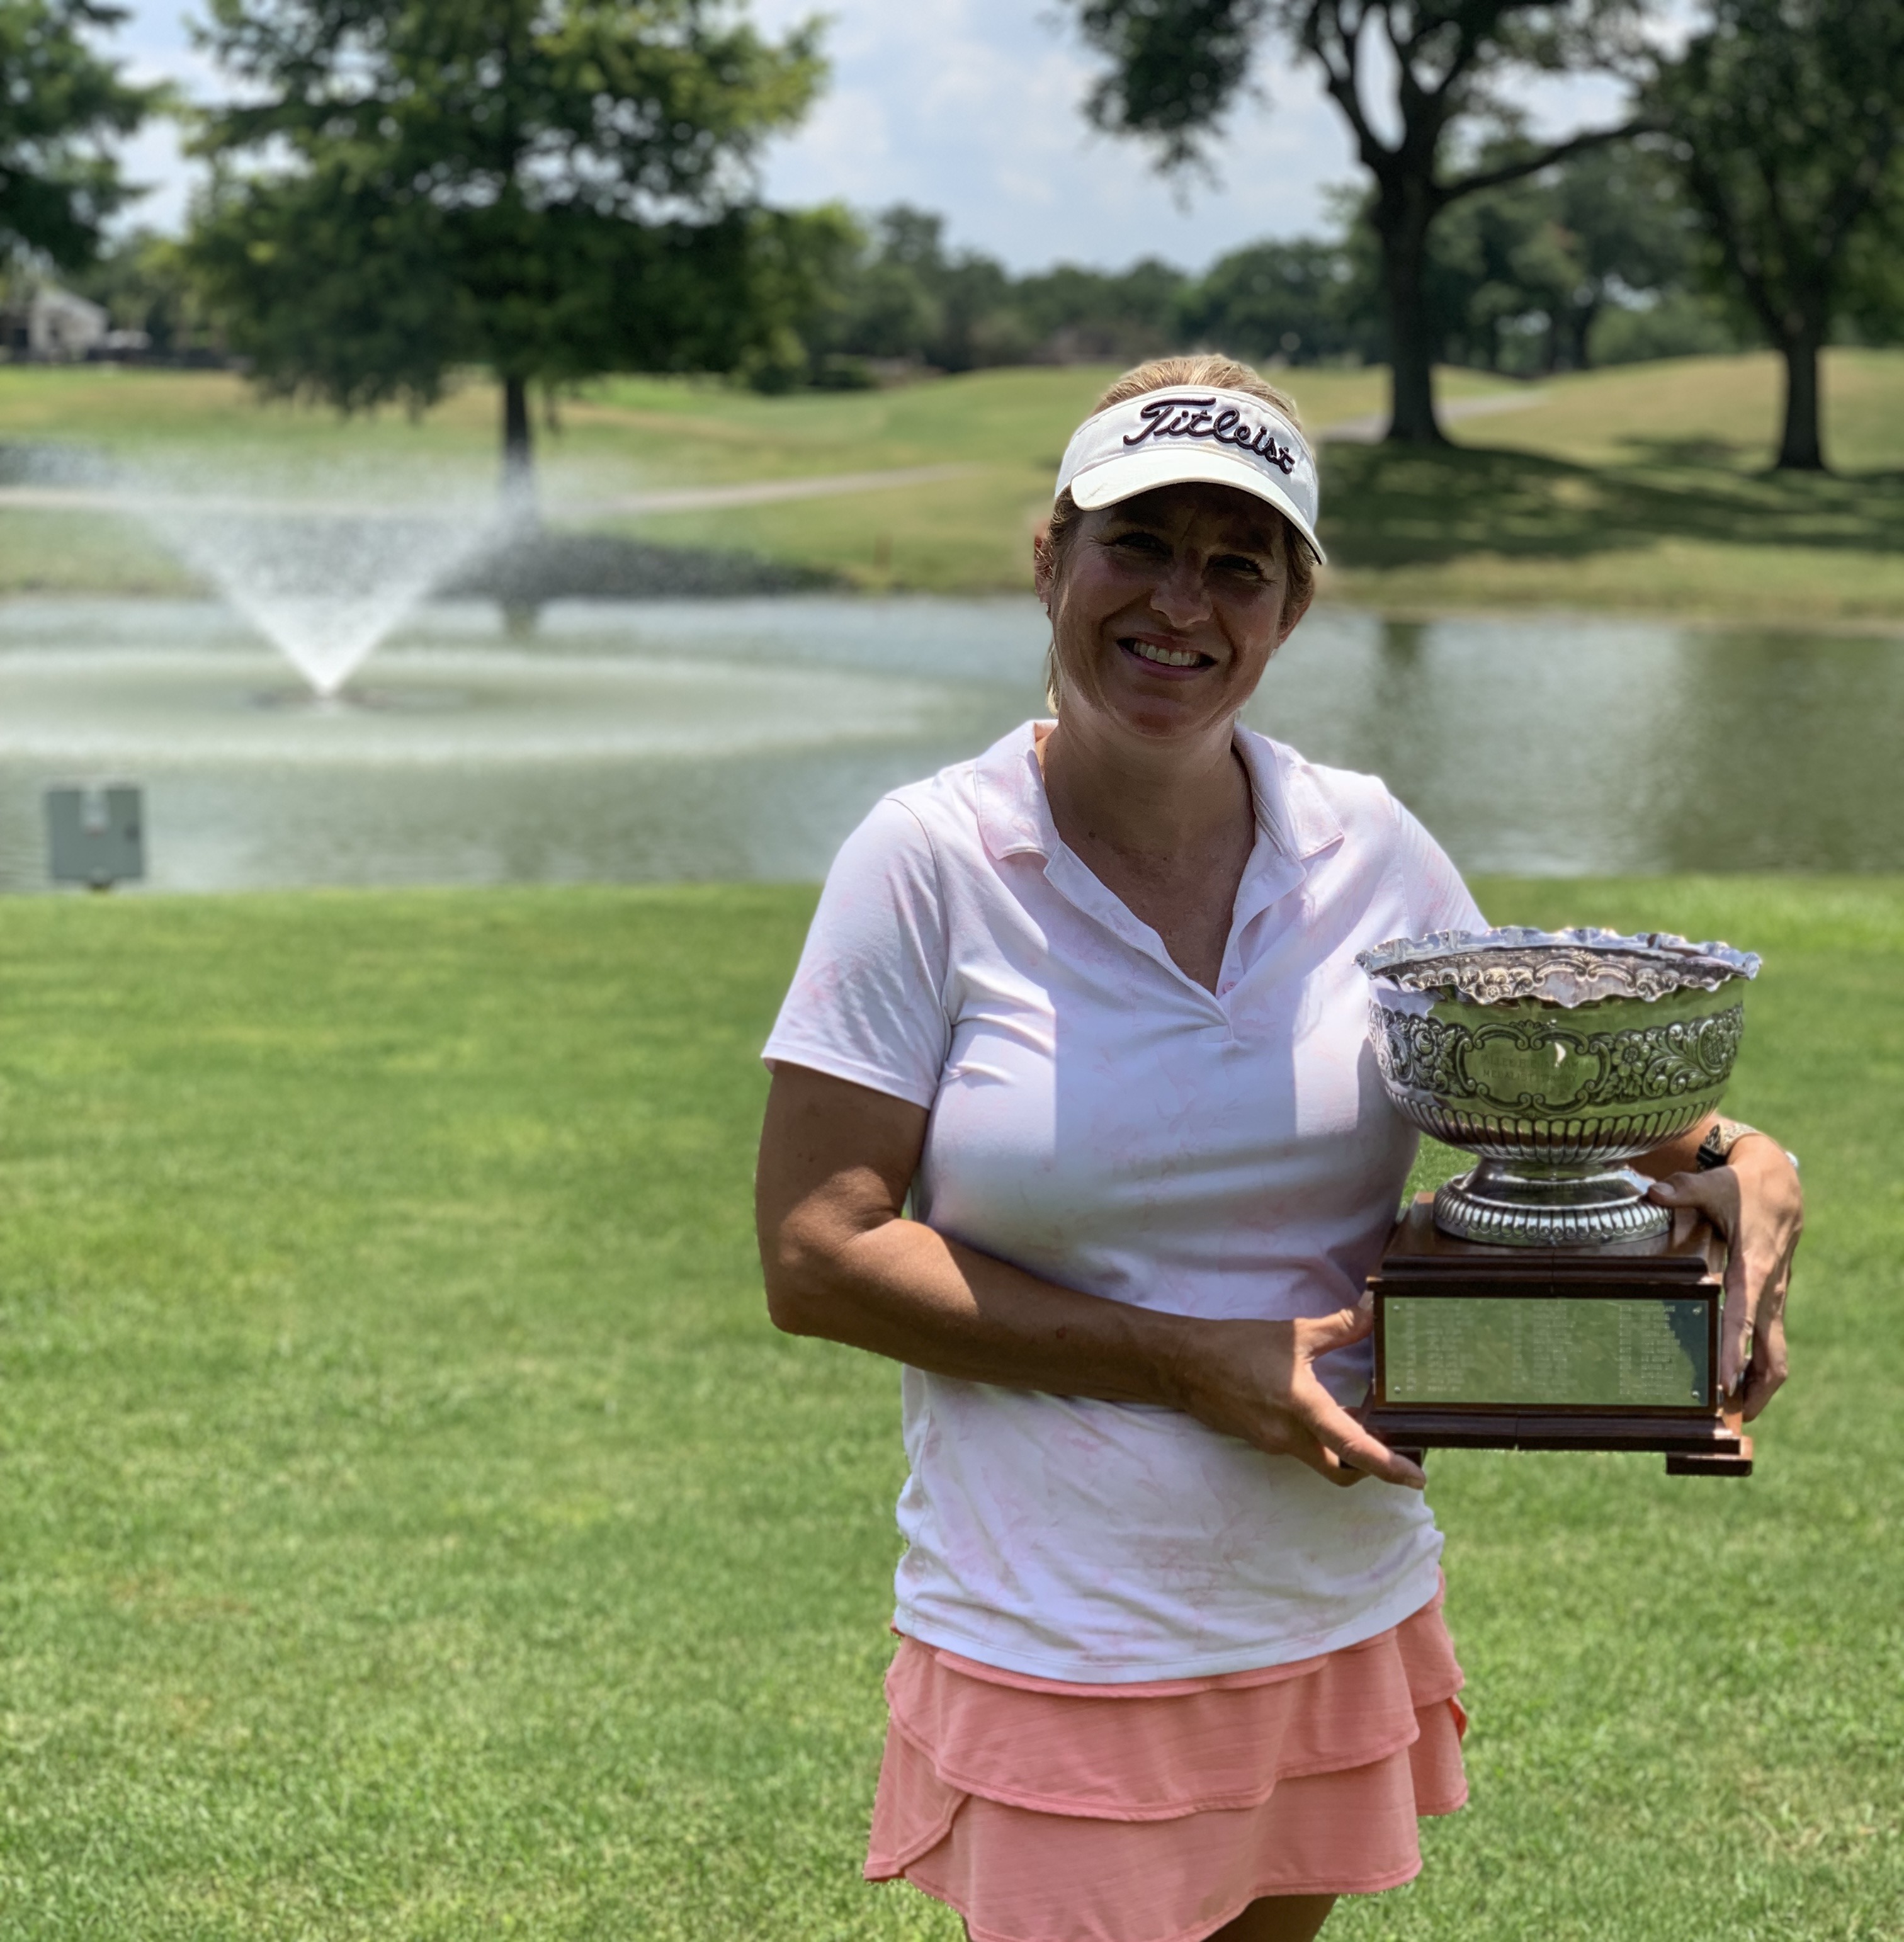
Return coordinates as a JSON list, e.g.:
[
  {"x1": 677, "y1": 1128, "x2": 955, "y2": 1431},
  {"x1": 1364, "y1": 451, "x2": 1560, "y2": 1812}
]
[
  {"x1": 795, "y1": 135, "x2": 1882, "y2": 390},
  {"x1": 63, "y1": 127, "x2": 1902, "y2": 400}
]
